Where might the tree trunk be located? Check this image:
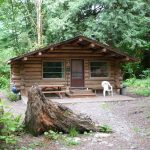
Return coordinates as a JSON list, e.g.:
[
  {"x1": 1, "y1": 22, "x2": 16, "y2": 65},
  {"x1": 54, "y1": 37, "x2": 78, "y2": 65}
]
[
  {"x1": 35, "y1": 0, "x2": 42, "y2": 46},
  {"x1": 24, "y1": 85, "x2": 97, "y2": 136}
]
